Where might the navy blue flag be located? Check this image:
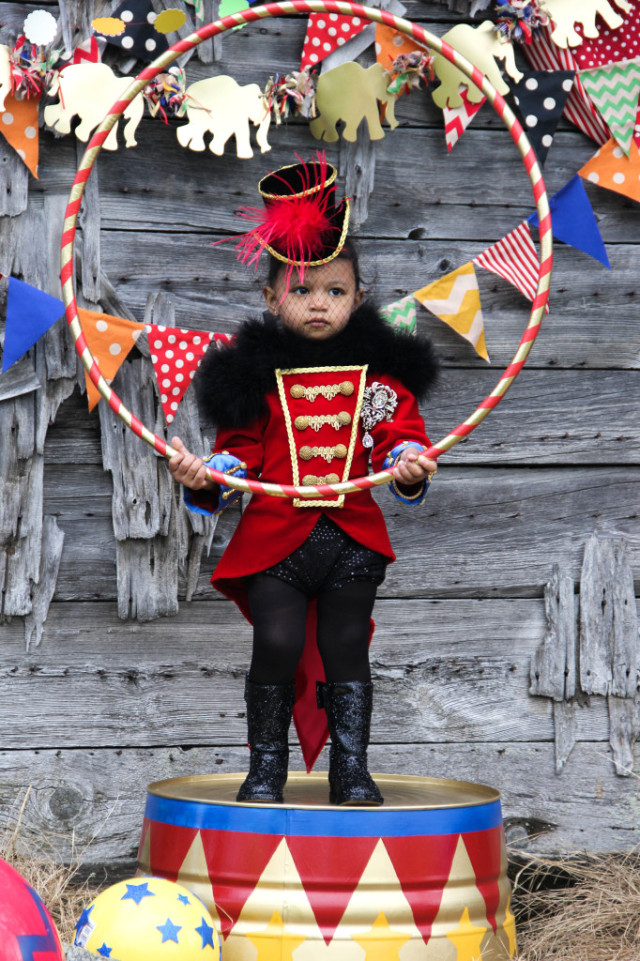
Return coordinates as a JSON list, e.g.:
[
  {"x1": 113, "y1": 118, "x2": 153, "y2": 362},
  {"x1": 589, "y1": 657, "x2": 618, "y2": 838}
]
[
  {"x1": 528, "y1": 174, "x2": 610, "y2": 269},
  {"x1": 509, "y1": 70, "x2": 575, "y2": 166},
  {"x1": 2, "y1": 277, "x2": 64, "y2": 373},
  {"x1": 105, "y1": 0, "x2": 170, "y2": 62}
]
